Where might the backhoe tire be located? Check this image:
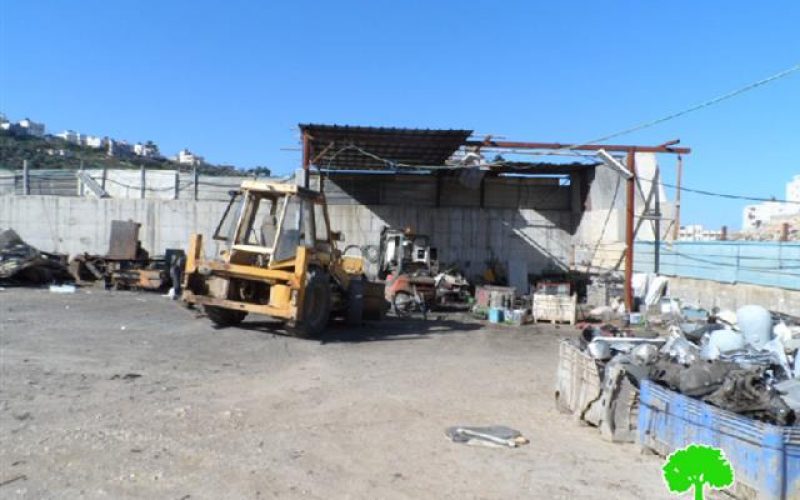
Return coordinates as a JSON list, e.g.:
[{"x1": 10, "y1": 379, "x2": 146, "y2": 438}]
[
  {"x1": 289, "y1": 268, "x2": 332, "y2": 338},
  {"x1": 204, "y1": 305, "x2": 247, "y2": 327},
  {"x1": 346, "y1": 278, "x2": 364, "y2": 326}
]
